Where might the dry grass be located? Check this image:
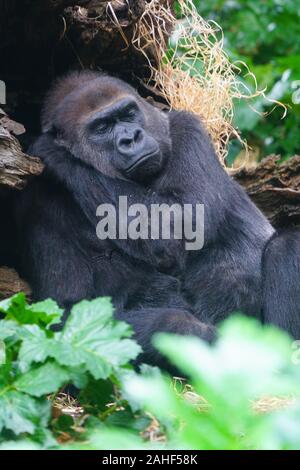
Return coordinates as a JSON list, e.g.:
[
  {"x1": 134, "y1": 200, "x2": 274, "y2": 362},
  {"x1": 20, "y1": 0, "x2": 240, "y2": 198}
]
[
  {"x1": 51, "y1": 388, "x2": 297, "y2": 445},
  {"x1": 109, "y1": 0, "x2": 285, "y2": 165},
  {"x1": 52, "y1": 390, "x2": 297, "y2": 419},
  {"x1": 52, "y1": 393, "x2": 84, "y2": 419},
  {"x1": 253, "y1": 396, "x2": 297, "y2": 414},
  {"x1": 131, "y1": 0, "x2": 244, "y2": 163},
  {"x1": 173, "y1": 376, "x2": 211, "y2": 412},
  {"x1": 142, "y1": 412, "x2": 167, "y2": 443}
]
